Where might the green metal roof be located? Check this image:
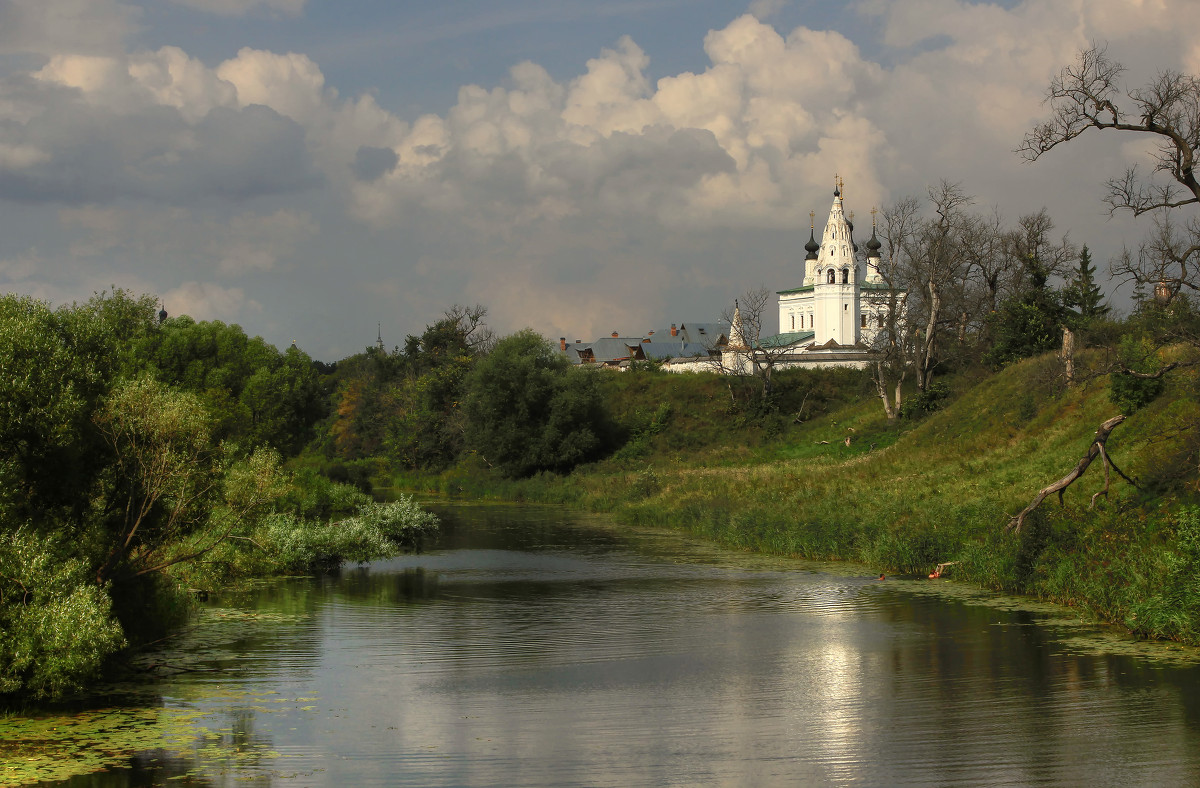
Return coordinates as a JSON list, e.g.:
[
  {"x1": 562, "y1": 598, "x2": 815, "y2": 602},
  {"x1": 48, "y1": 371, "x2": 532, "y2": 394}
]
[{"x1": 755, "y1": 330, "x2": 815, "y2": 349}]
